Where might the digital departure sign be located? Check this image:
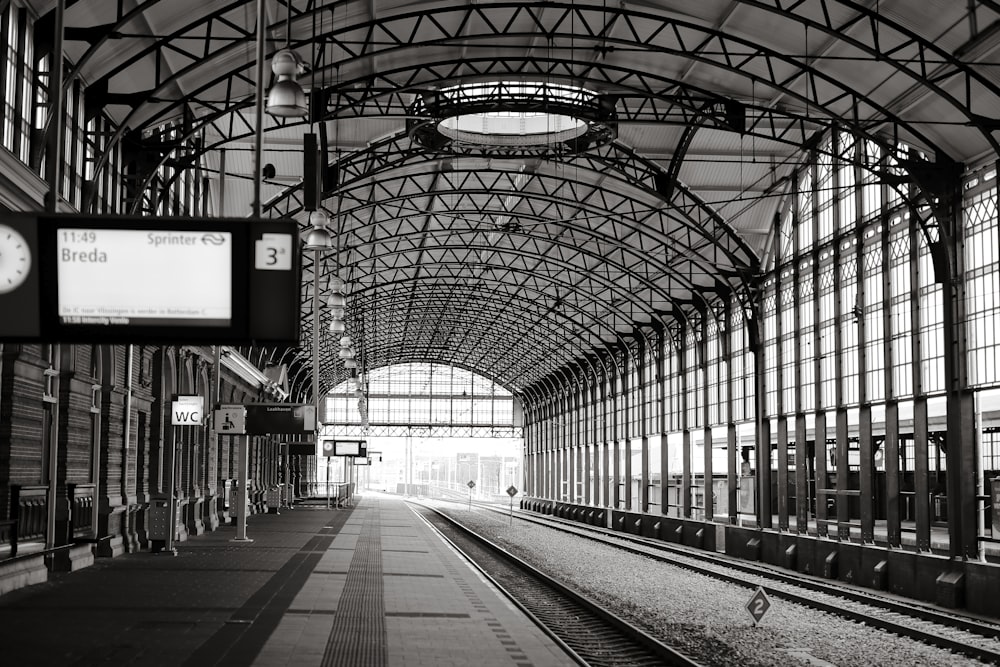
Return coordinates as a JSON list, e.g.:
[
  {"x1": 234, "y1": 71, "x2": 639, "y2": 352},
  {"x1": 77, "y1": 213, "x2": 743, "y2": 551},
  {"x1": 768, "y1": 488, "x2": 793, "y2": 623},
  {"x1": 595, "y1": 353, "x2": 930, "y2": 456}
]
[
  {"x1": 320, "y1": 439, "x2": 367, "y2": 457},
  {"x1": 0, "y1": 213, "x2": 302, "y2": 344},
  {"x1": 56, "y1": 228, "x2": 234, "y2": 328}
]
